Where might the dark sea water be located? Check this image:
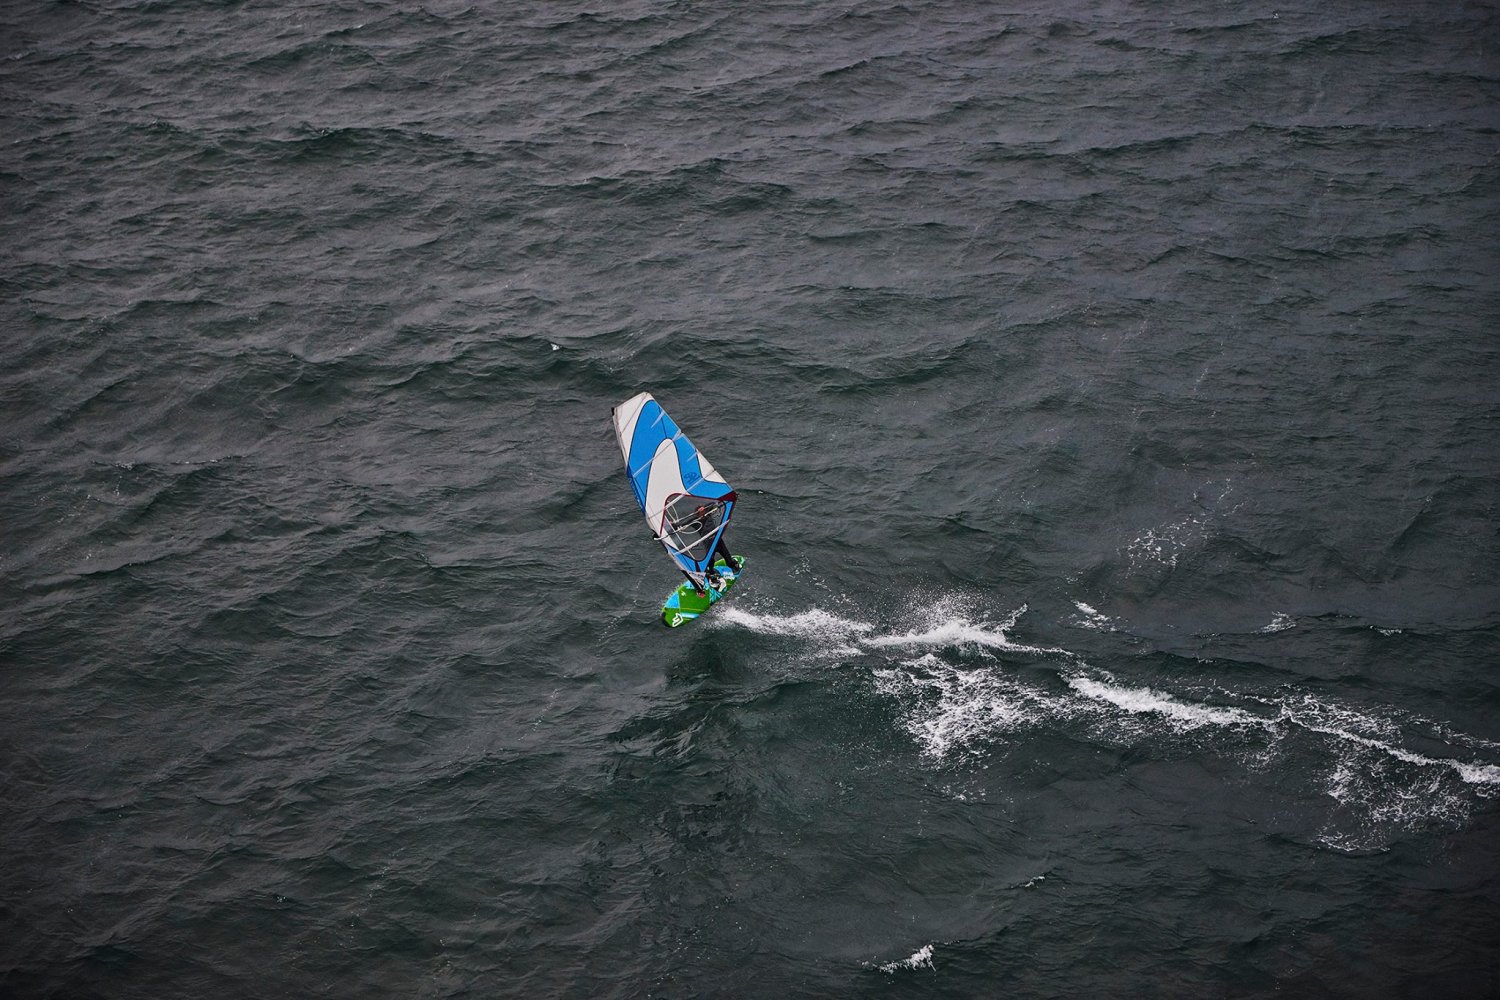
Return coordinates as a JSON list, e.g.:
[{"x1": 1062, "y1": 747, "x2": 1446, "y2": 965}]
[{"x1": 4, "y1": 1, "x2": 1500, "y2": 996}]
